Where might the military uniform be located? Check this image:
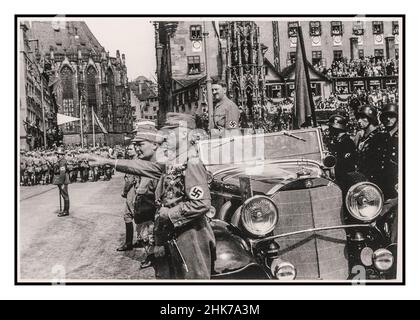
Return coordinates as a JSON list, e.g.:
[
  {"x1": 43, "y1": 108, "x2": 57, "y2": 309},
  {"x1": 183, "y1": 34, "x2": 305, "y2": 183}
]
[
  {"x1": 382, "y1": 127, "x2": 398, "y2": 199},
  {"x1": 329, "y1": 133, "x2": 357, "y2": 183},
  {"x1": 40, "y1": 155, "x2": 49, "y2": 185},
  {"x1": 355, "y1": 127, "x2": 388, "y2": 189},
  {"x1": 79, "y1": 153, "x2": 90, "y2": 182},
  {"x1": 380, "y1": 104, "x2": 399, "y2": 199},
  {"x1": 213, "y1": 96, "x2": 240, "y2": 130},
  {"x1": 26, "y1": 156, "x2": 35, "y2": 186},
  {"x1": 20, "y1": 154, "x2": 27, "y2": 185},
  {"x1": 52, "y1": 148, "x2": 70, "y2": 217},
  {"x1": 114, "y1": 114, "x2": 215, "y2": 279},
  {"x1": 327, "y1": 115, "x2": 357, "y2": 186},
  {"x1": 33, "y1": 156, "x2": 42, "y2": 185}
]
